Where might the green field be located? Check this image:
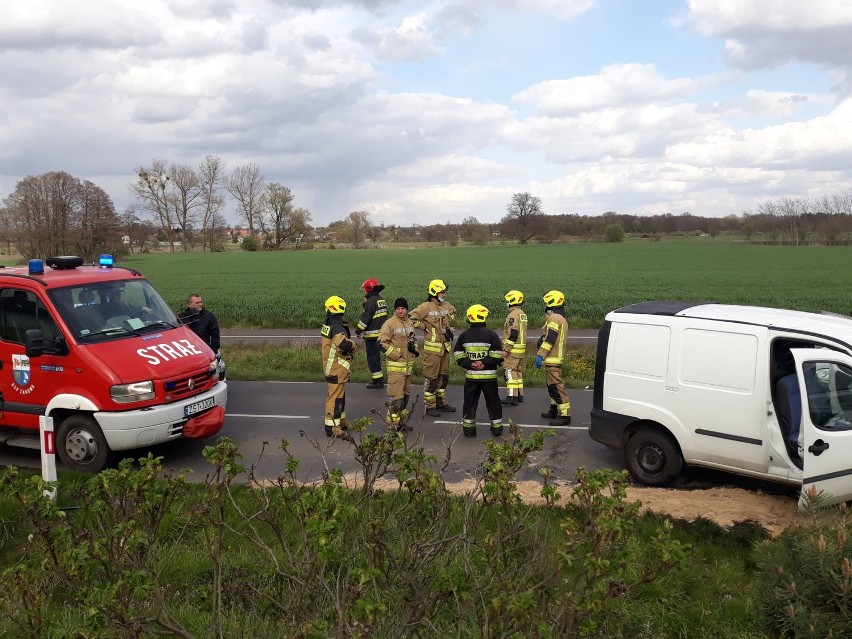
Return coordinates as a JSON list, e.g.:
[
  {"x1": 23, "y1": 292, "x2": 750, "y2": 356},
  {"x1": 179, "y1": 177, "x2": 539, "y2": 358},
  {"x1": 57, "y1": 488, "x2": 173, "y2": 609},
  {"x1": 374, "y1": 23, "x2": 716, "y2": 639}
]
[{"x1": 121, "y1": 242, "x2": 852, "y2": 329}]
